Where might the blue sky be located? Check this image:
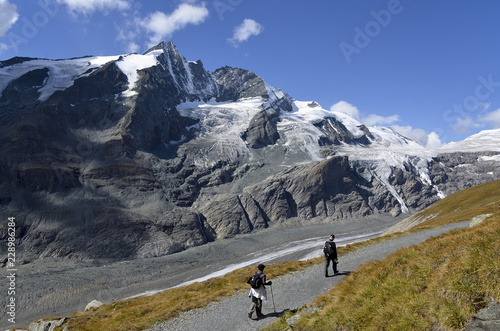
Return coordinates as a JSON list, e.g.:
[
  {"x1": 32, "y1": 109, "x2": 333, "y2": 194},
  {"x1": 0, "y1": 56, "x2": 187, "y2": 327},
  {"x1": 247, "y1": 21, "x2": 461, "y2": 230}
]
[{"x1": 1, "y1": 0, "x2": 500, "y2": 146}]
